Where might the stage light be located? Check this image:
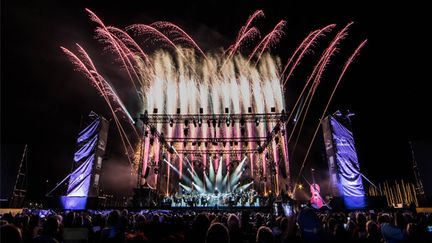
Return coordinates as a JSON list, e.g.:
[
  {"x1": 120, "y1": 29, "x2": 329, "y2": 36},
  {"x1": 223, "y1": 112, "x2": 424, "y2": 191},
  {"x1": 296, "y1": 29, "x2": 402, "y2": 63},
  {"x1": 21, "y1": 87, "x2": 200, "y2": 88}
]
[
  {"x1": 177, "y1": 108, "x2": 181, "y2": 114},
  {"x1": 240, "y1": 117, "x2": 245, "y2": 126},
  {"x1": 248, "y1": 107, "x2": 252, "y2": 113},
  {"x1": 184, "y1": 119, "x2": 189, "y2": 126},
  {"x1": 298, "y1": 184, "x2": 303, "y2": 189},
  {"x1": 140, "y1": 110, "x2": 149, "y2": 124},
  {"x1": 241, "y1": 127, "x2": 245, "y2": 136},
  {"x1": 212, "y1": 119, "x2": 217, "y2": 128},
  {"x1": 198, "y1": 118, "x2": 202, "y2": 126},
  {"x1": 193, "y1": 119, "x2": 197, "y2": 127},
  {"x1": 225, "y1": 107, "x2": 229, "y2": 113},
  {"x1": 153, "y1": 108, "x2": 158, "y2": 113},
  {"x1": 183, "y1": 141, "x2": 187, "y2": 147},
  {"x1": 257, "y1": 145, "x2": 264, "y2": 153},
  {"x1": 271, "y1": 107, "x2": 276, "y2": 112},
  {"x1": 197, "y1": 141, "x2": 201, "y2": 147},
  {"x1": 169, "y1": 119, "x2": 174, "y2": 127},
  {"x1": 184, "y1": 128, "x2": 189, "y2": 136},
  {"x1": 255, "y1": 118, "x2": 260, "y2": 126},
  {"x1": 226, "y1": 118, "x2": 230, "y2": 127},
  {"x1": 229, "y1": 141, "x2": 233, "y2": 147},
  {"x1": 200, "y1": 107, "x2": 204, "y2": 114},
  {"x1": 150, "y1": 127, "x2": 157, "y2": 135}
]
